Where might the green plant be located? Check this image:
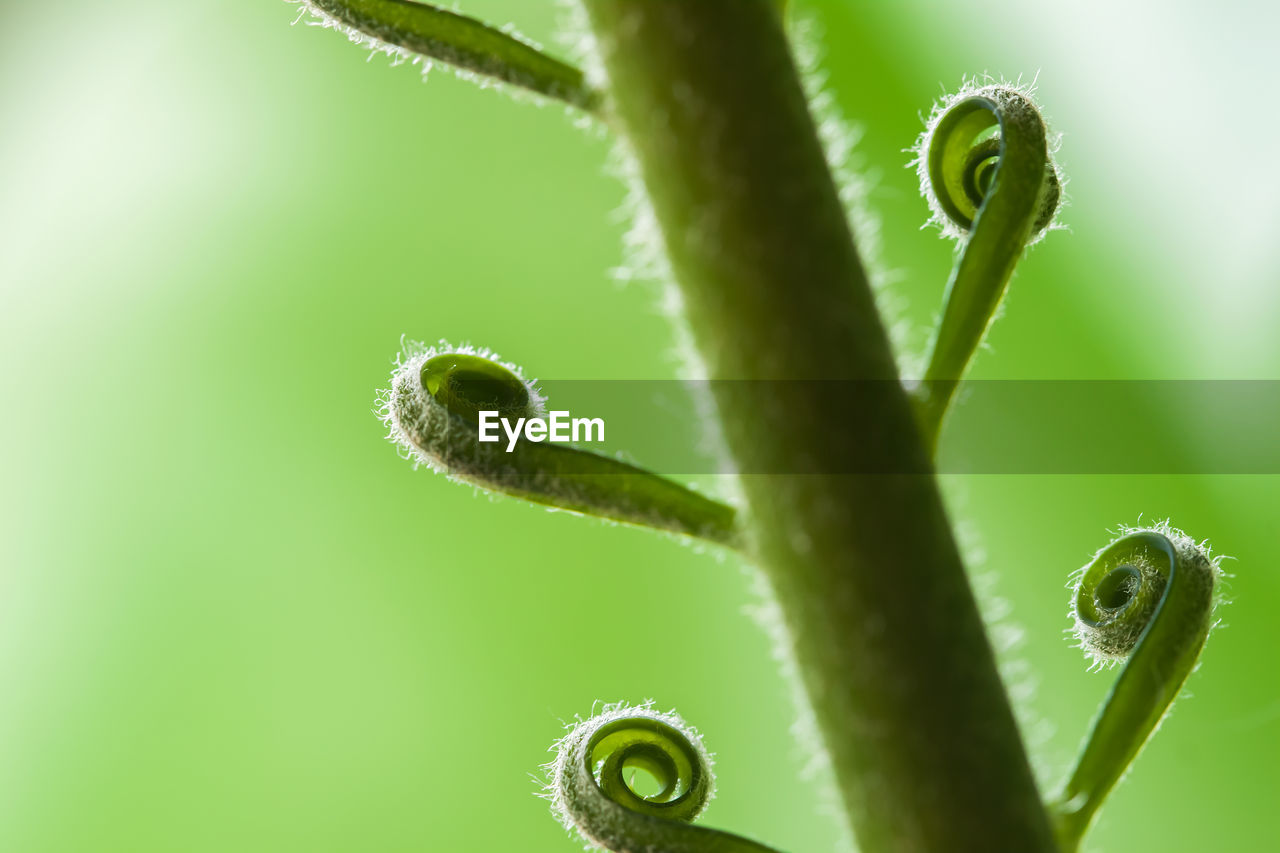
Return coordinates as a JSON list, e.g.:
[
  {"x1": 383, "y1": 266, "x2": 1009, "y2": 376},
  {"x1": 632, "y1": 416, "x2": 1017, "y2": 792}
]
[{"x1": 291, "y1": 2, "x2": 1223, "y2": 850}]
